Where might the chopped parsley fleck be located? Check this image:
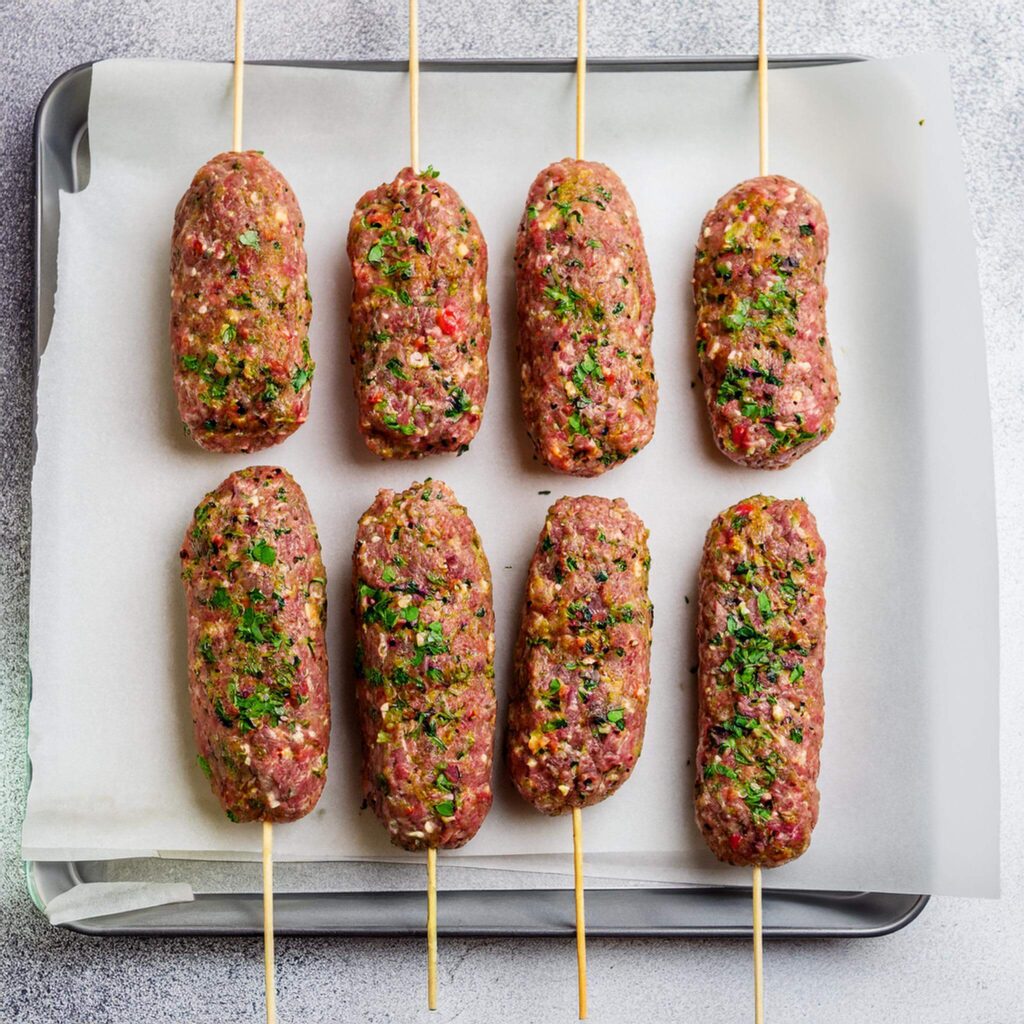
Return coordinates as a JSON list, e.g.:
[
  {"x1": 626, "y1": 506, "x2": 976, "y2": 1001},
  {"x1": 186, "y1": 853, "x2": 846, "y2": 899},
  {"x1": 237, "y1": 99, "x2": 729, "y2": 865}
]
[
  {"x1": 544, "y1": 282, "x2": 584, "y2": 319},
  {"x1": 445, "y1": 387, "x2": 472, "y2": 420},
  {"x1": 246, "y1": 538, "x2": 277, "y2": 565},
  {"x1": 385, "y1": 357, "x2": 409, "y2": 380}
]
